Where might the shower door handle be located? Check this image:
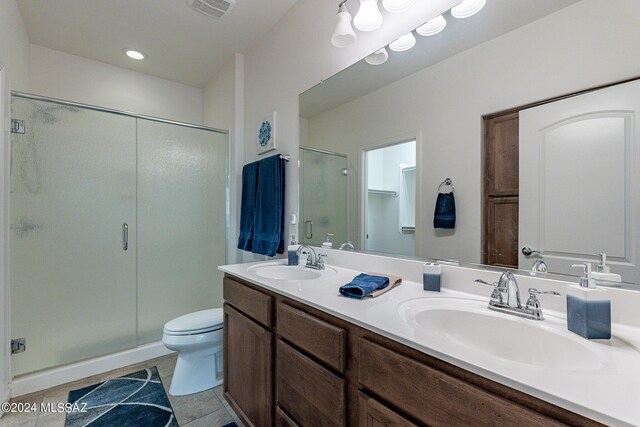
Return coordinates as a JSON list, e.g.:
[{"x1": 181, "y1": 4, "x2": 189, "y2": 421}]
[
  {"x1": 122, "y1": 223, "x2": 128, "y2": 251},
  {"x1": 304, "y1": 220, "x2": 313, "y2": 239}
]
